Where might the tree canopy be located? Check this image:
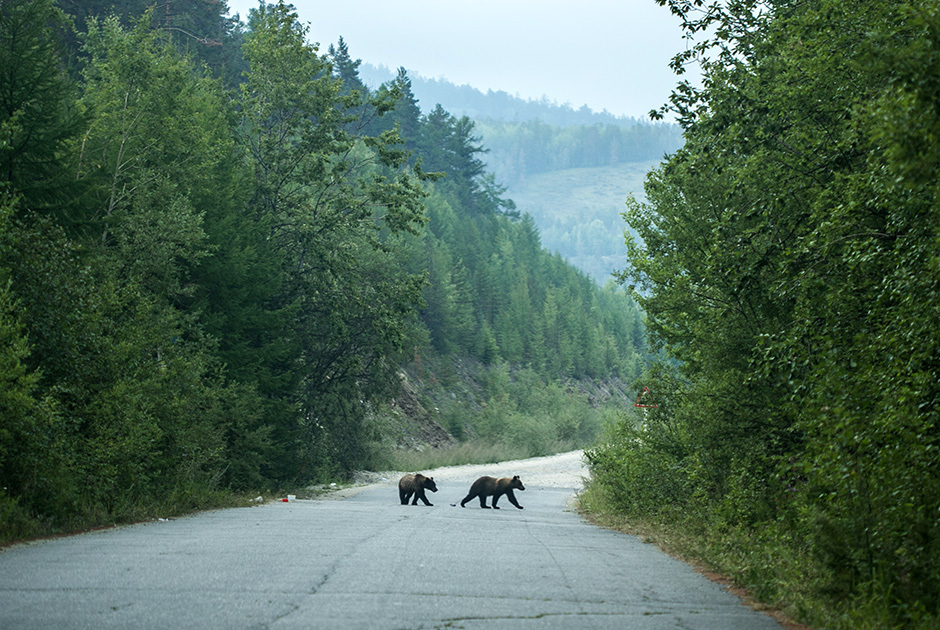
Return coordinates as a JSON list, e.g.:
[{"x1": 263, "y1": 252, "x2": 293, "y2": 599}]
[{"x1": 588, "y1": 0, "x2": 940, "y2": 625}]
